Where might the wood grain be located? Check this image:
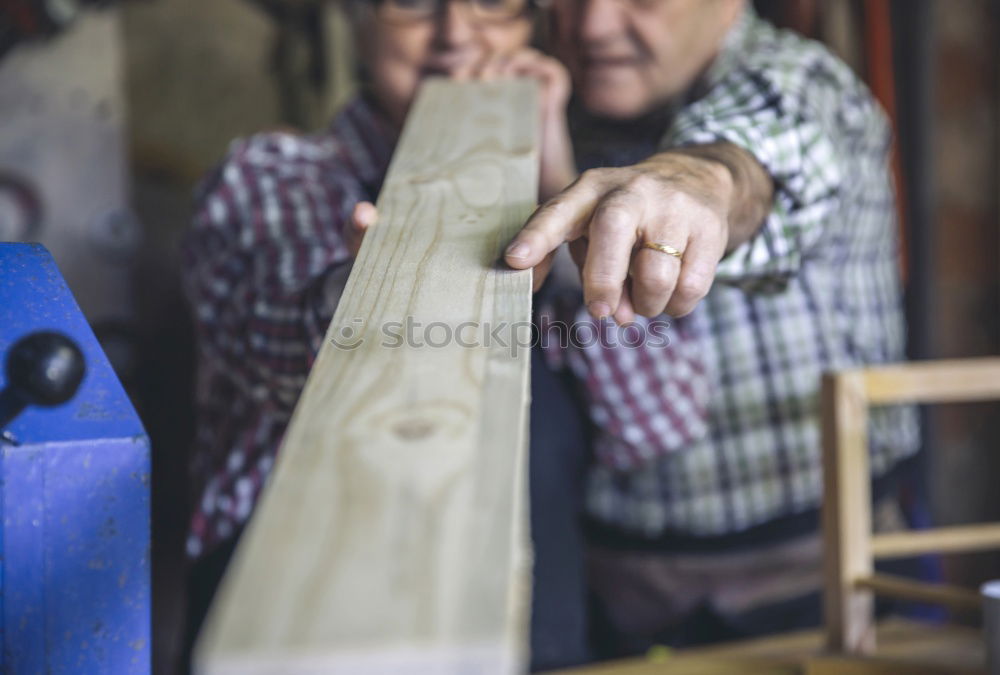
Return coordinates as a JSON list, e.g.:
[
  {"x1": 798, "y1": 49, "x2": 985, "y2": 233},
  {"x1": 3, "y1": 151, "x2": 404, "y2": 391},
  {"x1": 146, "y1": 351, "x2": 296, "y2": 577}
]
[{"x1": 194, "y1": 78, "x2": 538, "y2": 674}]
